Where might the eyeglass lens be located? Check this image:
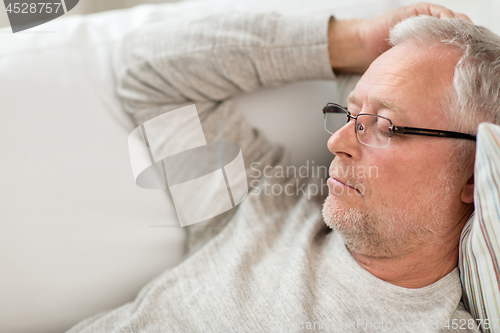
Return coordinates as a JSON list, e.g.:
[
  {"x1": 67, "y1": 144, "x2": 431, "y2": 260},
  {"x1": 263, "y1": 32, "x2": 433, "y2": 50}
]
[{"x1": 324, "y1": 109, "x2": 392, "y2": 148}]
